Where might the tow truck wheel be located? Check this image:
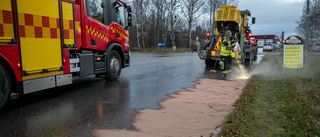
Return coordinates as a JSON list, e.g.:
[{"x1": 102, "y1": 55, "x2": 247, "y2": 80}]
[
  {"x1": 0, "y1": 63, "x2": 12, "y2": 112},
  {"x1": 106, "y1": 50, "x2": 122, "y2": 81}
]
